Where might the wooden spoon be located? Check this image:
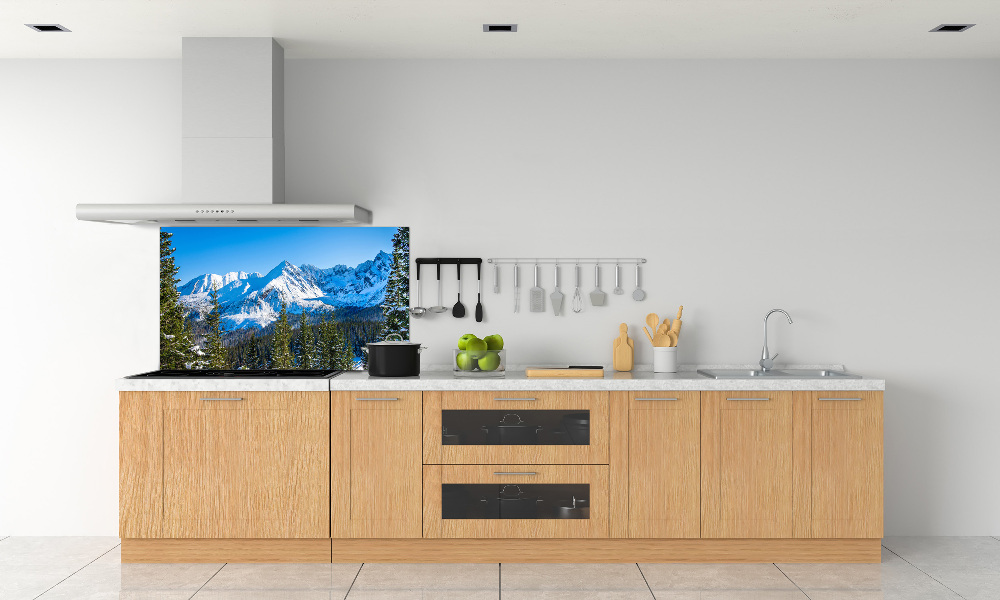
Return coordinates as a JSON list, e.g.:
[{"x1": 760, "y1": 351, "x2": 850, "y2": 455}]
[
  {"x1": 645, "y1": 313, "x2": 659, "y2": 334},
  {"x1": 653, "y1": 323, "x2": 670, "y2": 347},
  {"x1": 667, "y1": 331, "x2": 679, "y2": 347}
]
